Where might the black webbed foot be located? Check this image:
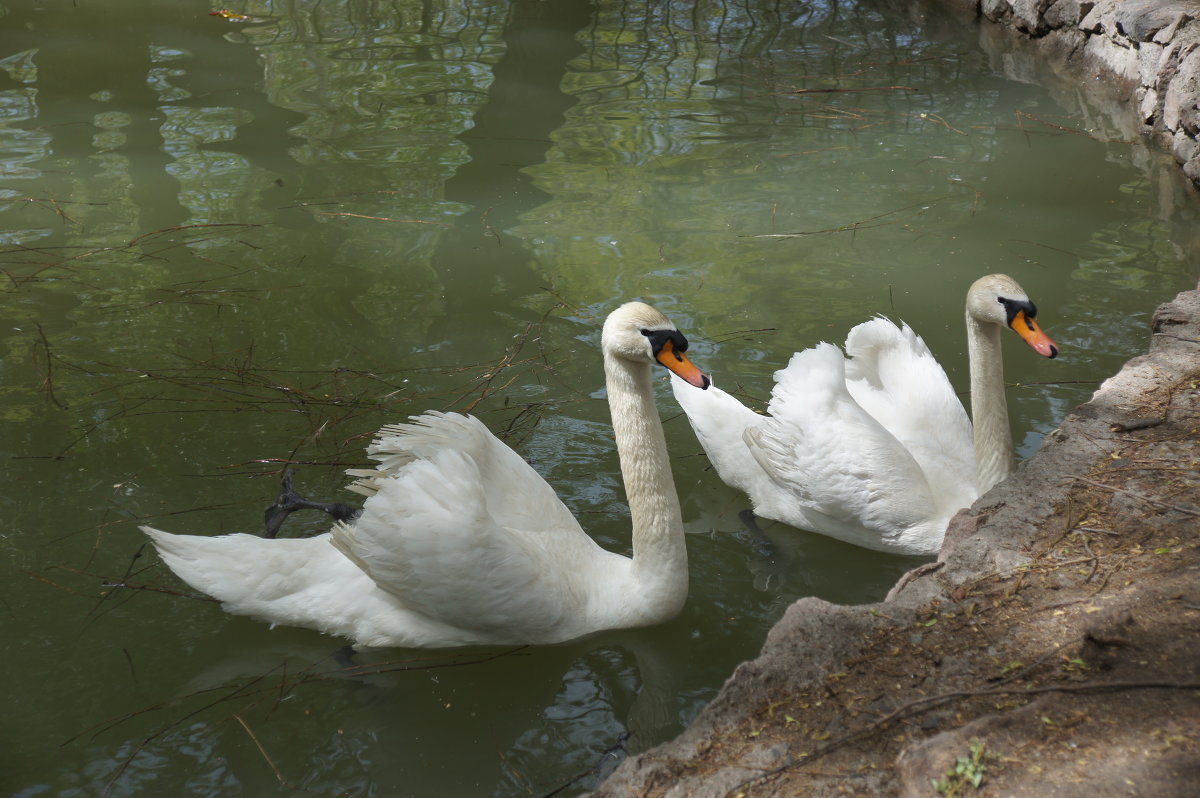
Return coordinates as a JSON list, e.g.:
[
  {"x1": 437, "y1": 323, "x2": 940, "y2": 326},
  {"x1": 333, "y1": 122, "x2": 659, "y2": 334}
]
[
  {"x1": 331, "y1": 644, "x2": 358, "y2": 669},
  {"x1": 739, "y1": 509, "x2": 790, "y2": 592},
  {"x1": 594, "y1": 731, "x2": 631, "y2": 778},
  {"x1": 738, "y1": 509, "x2": 775, "y2": 556},
  {"x1": 263, "y1": 468, "x2": 359, "y2": 538}
]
